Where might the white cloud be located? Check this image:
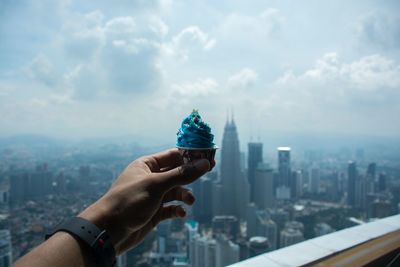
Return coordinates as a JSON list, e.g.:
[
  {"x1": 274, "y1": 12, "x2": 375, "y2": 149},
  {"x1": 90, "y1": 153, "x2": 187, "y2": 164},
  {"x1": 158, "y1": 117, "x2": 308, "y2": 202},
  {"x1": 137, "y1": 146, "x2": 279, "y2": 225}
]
[
  {"x1": 166, "y1": 26, "x2": 216, "y2": 61},
  {"x1": 62, "y1": 10, "x2": 105, "y2": 61},
  {"x1": 104, "y1": 16, "x2": 136, "y2": 36},
  {"x1": 219, "y1": 8, "x2": 285, "y2": 42},
  {"x1": 59, "y1": 12, "x2": 166, "y2": 98},
  {"x1": 171, "y1": 78, "x2": 218, "y2": 96},
  {"x1": 280, "y1": 53, "x2": 400, "y2": 92},
  {"x1": 343, "y1": 54, "x2": 400, "y2": 91},
  {"x1": 25, "y1": 54, "x2": 57, "y2": 86},
  {"x1": 227, "y1": 68, "x2": 258, "y2": 89}
]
